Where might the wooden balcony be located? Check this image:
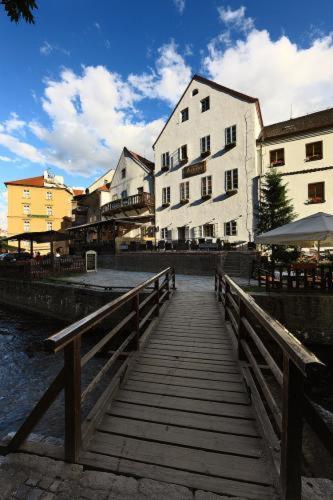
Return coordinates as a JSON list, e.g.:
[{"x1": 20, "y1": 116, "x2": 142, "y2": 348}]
[{"x1": 101, "y1": 192, "x2": 155, "y2": 216}]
